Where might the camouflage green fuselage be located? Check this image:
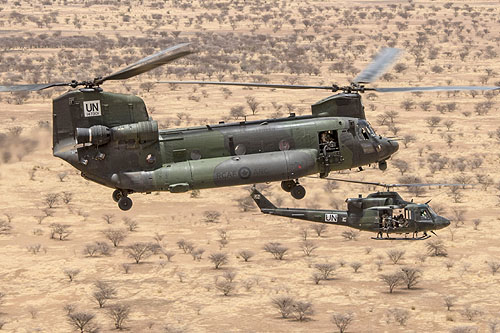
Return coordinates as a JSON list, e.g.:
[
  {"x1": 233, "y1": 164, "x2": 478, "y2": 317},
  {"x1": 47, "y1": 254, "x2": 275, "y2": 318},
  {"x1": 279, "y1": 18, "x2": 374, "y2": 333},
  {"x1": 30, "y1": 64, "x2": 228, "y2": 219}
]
[{"x1": 53, "y1": 90, "x2": 398, "y2": 194}]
